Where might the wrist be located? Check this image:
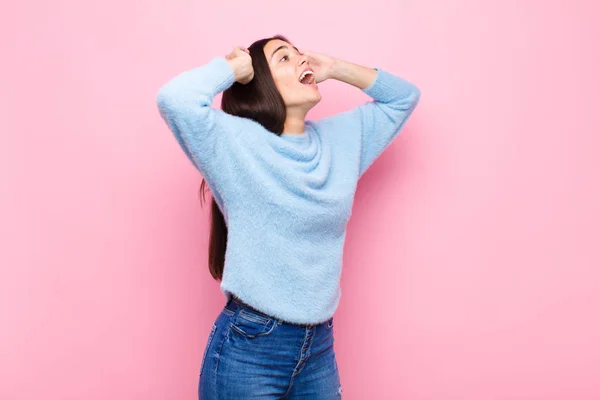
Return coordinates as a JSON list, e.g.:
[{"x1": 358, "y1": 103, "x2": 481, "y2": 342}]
[
  {"x1": 226, "y1": 58, "x2": 241, "y2": 82},
  {"x1": 330, "y1": 59, "x2": 377, "y2": 90},
  {"x1": 329, "y1": 58, "x2": 344, "y2": 81}
]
